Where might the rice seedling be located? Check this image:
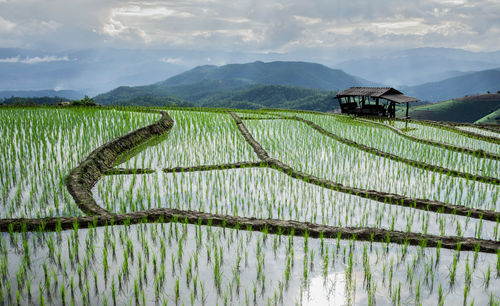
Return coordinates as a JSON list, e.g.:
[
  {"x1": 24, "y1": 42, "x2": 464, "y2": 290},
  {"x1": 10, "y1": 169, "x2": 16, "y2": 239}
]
[
  {"x1": 0, "y1": 107, "x2": 158, "y2": 218},
  {"x1": 117, "y1": 110, "x2": 258, "y2": 169},
  {"x1": 1, "y1": 106, "x2": 499, "y2": 305}
]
